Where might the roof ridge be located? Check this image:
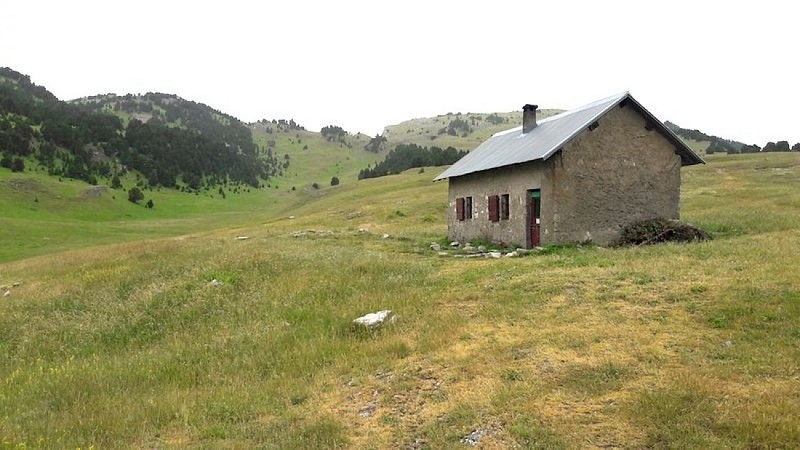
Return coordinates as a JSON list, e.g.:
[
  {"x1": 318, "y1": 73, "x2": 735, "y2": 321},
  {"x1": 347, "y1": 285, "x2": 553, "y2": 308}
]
[{"x1": 538, "y1": 91, "x2": 629, "y2": 124}]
